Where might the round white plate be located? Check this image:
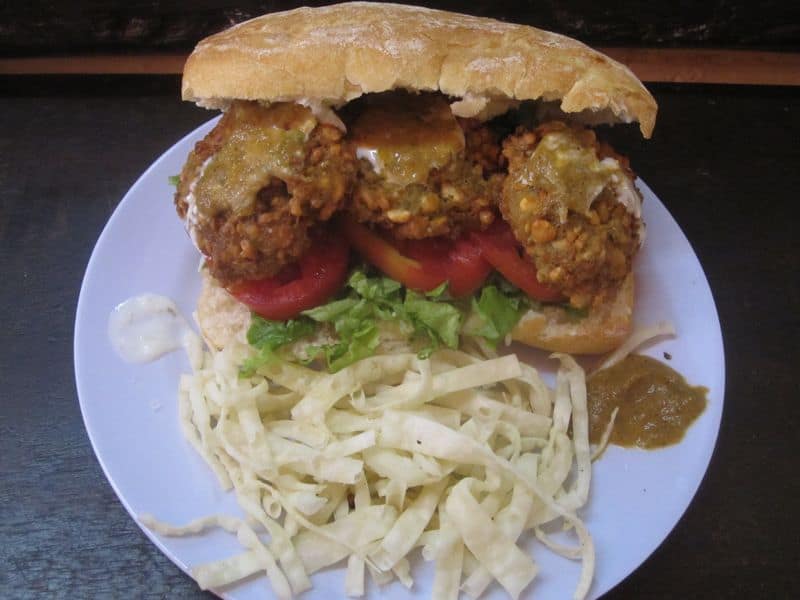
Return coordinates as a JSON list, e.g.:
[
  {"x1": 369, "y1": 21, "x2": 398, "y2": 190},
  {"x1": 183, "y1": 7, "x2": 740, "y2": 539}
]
[{"x1": 75, "y1": 118, "x2": 725, "y2": 599}]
